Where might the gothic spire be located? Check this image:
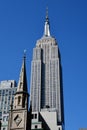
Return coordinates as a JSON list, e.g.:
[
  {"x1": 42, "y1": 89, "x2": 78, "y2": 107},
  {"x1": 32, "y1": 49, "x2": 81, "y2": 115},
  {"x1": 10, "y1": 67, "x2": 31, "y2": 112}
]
[
  {"x1": 44, "y1": 7, "x2": 50, "y2": 37},
  {"x1": 17, "y1": 52, "x2": 28, "y2": 93}
]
